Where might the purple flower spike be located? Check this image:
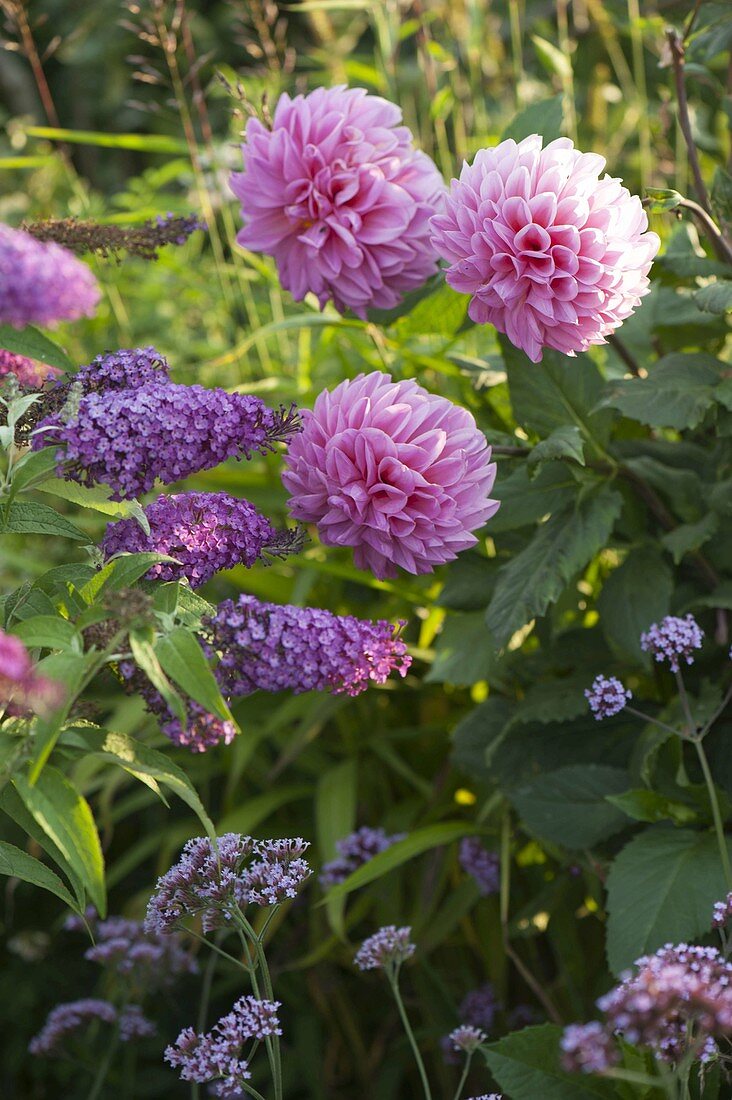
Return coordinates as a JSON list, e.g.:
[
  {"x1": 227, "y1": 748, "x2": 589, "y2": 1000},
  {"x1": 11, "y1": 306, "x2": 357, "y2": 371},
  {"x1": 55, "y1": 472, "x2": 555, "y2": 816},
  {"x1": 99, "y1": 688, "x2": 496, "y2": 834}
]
[
  {"x1": 448, "y1": 1024, "x2": 486, "y2": 1053},
  {"x1": 102, "y1": 491, "x2": 303, "y2": 588},
  {"x1": 640, "y1": 614, "x2": 704, "y2": 672},
  {"x1": 73, "y1": 346, "x2": 171, "y2": 392},
  {"x1": 354, "y1": 925, "x2": 415, "y2": 972},
  {"x1": 208, "y1": 595, "x2": 411, "y2": 698},
  {"x1": 459, "y1": 837, "x2": 500, "y2": 895},
  {"x1": 585, "y1": 674, "x2": 631, "y2": 720},
  {"x1": 28, "y1": 999, "x2": 152, "y2": 1056},
  {"x1": 0, "y1": 224, "x2": 100, "y2": 328},
  {"x1": 560, "y1": 1021, "x2": 617, "y2": 1074}
]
